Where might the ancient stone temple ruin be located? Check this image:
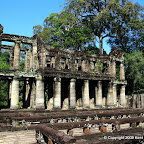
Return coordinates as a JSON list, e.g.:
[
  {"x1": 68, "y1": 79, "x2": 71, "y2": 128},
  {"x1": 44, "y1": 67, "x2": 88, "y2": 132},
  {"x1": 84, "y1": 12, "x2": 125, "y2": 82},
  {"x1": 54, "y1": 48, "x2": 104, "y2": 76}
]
[{"x1": 0, "y1": 24, "x2": 127, "y2": 110}]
